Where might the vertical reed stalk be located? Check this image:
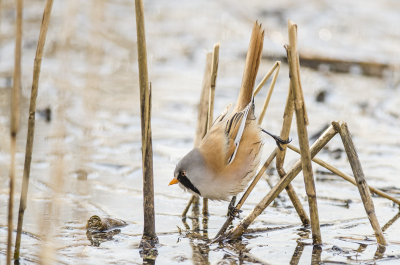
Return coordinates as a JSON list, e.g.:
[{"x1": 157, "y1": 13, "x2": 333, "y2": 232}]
[
  {"x1": 288, "y1": 20, "x2": 321, "y2": 244},
  {"x1": 287, "y1": 144, "x2": 400, "y2": 205},
  {"x1": 182, "y1": 52, "x2": 212, "y2": 218},
  {"x1": 14, "y1": 0, "x2": 54, "y2": 260},
  {"x1": 257, "y1": 62, "x2": 280, "y2": 125},
  {"x1": 274, "y1": 79, "x2": 310, "y2": 226},
  {"x1": 332, "y1": 121, "x2": 387, "y2": 245},
  {"x1": 224, "y1": 125, "x2": 336, "y2": 240},
  {"x1": 135, "y1": 0, "x2": 158, "y2": 244},
  {"x1": 7, "y1": 0, "x2": 22, "y2": 263}
]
